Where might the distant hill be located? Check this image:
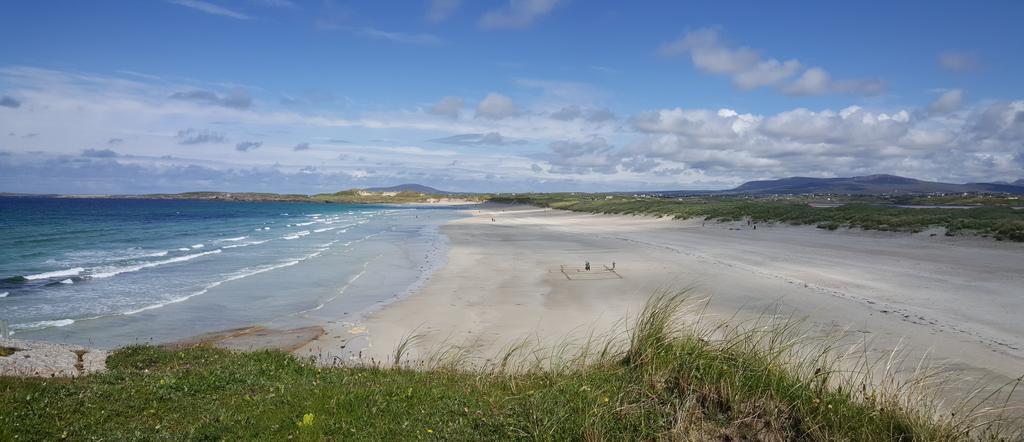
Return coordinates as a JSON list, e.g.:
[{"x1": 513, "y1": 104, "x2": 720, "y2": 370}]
[
  {"x1": 727, "y1": 174, "x2": 1024, "y2": 195},
  {"x1": 0, "y1": 192, "x2": 60, "y2": 197},
  {"x1": 1015, "y1": 179, "x2": 1024, "y2": 186},
  {"x1": 364, "y1": 184, "x2": 450, "y2": 194}
]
